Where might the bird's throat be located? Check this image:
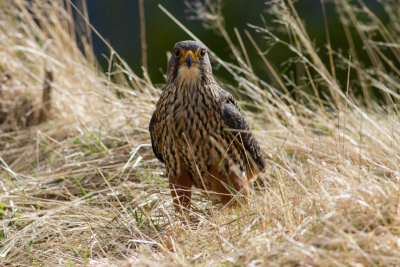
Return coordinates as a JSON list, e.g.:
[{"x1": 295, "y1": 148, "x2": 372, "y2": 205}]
[{"x1": 177, "y1": 66, "x2": 201, "y2": 87}]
